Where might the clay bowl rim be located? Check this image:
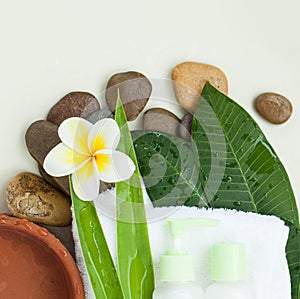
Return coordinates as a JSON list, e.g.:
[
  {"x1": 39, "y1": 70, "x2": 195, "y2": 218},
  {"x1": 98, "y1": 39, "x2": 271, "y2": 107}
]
[{"x1": 0, "y1": 214, "x2": 84, "y2": 299}]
